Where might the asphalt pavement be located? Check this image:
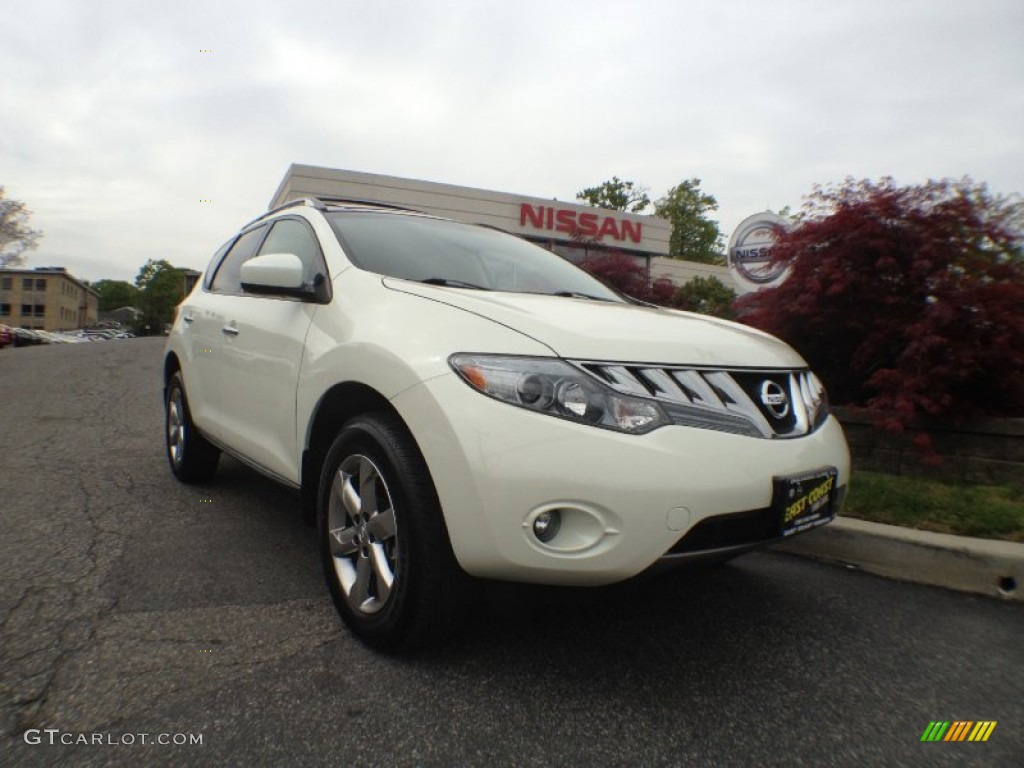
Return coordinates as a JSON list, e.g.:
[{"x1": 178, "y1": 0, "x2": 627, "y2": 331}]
[{"x1": 1, "y1": 338, "x2": 1021, "y2": 767}]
